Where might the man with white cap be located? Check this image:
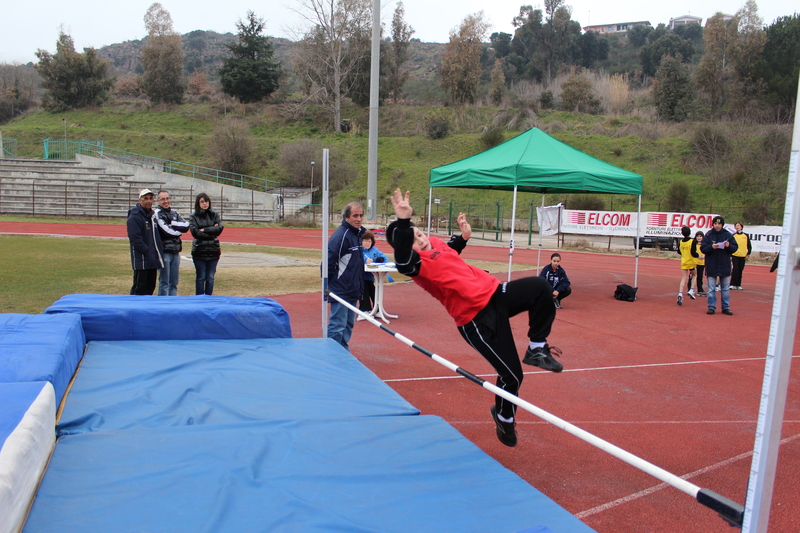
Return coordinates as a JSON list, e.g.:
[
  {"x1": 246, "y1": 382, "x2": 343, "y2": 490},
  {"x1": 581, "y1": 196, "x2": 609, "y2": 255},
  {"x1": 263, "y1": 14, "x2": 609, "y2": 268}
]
[{"x1": 127, "y1": 188, "x2": 164, "y2": 295}]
